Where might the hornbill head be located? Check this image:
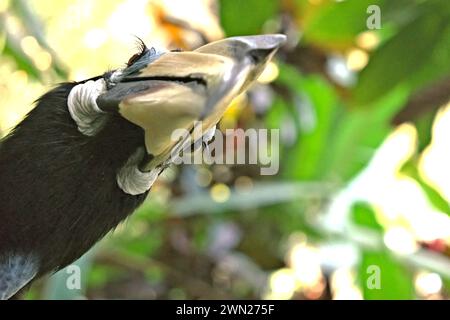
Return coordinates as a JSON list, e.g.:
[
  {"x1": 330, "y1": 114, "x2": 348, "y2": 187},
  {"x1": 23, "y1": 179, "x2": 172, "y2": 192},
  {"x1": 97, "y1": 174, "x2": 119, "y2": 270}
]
[
  {"x1": 97, "y1": 34, "x2": 286, "y2": 174},
  {"x1": 0, "y1": 34, "x2": 285, "y2": 299}
]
